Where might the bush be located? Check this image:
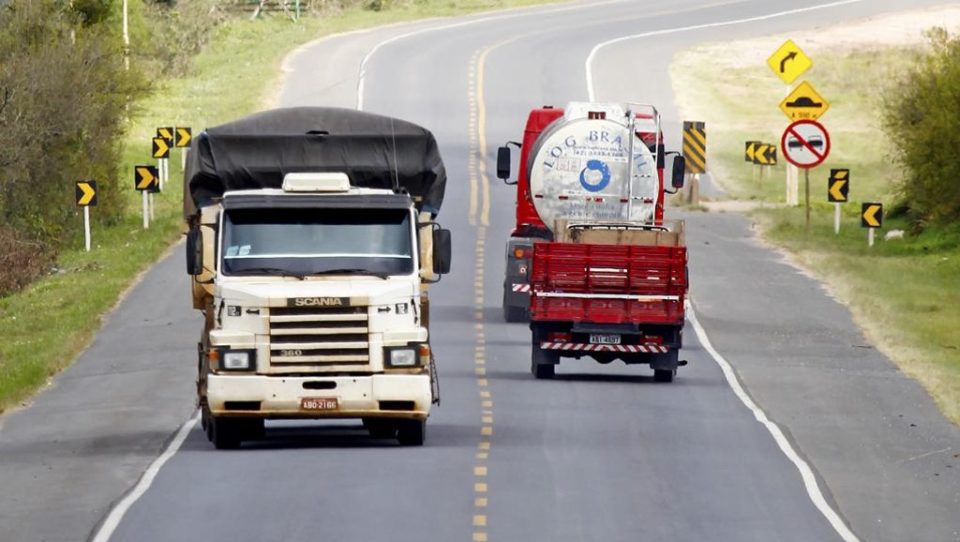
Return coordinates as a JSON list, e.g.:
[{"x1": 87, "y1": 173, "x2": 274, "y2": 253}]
[
  {"x1": 0, "y1": 1, "x2": 146, "y2": 286},
  {"x1": 882, "y1": 28, "x2": 960, "y2": 229},
  {"x1": 0, "y1": 226, "x2": 53, "y2": 295}
]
